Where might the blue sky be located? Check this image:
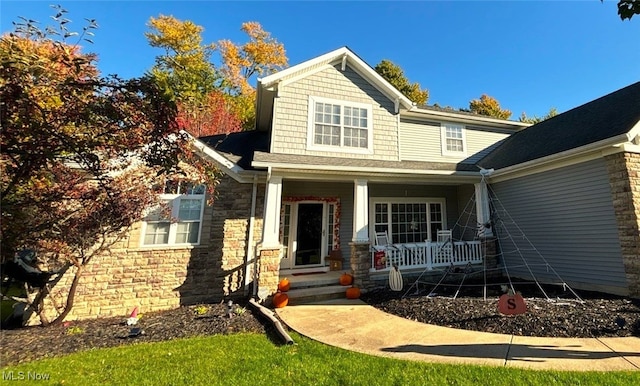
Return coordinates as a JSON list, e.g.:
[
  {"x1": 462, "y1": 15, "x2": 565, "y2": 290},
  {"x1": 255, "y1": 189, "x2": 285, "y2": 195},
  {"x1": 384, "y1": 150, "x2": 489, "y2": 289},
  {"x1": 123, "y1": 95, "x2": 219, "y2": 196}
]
[{"x1": 1, "y1": 1, "x2": 638, "y2": 118}]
